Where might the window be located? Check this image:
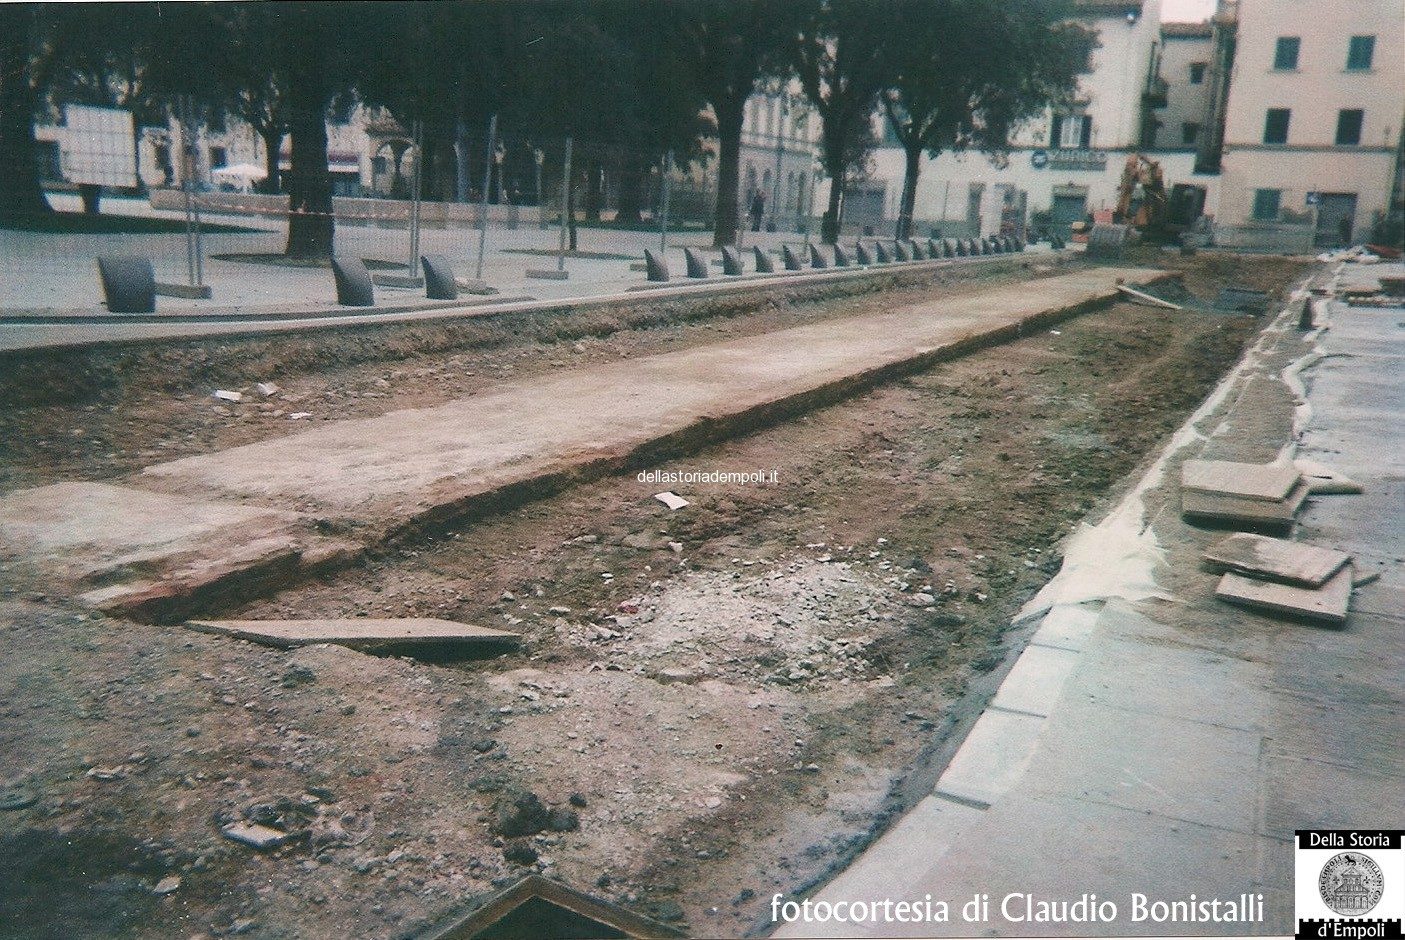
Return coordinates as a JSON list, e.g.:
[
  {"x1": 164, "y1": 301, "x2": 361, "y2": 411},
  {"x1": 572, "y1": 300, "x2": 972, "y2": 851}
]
[
  {"x1": 1252, "y1": 189, "x2": 1282, "y2": 221},
  {"x1": 1182, "y1": 122, "x2": 1201, "y2": 145},
  {"x1": 1263, "y1": 108, "x2": 1290, "y2": 144},
  {"x1": 1189, "y1": 62, "x2": 1207, "y2": 84},
  {"x1": 1335, "y1": 109, "x2": 1364, "y2": 145},
  {"x1": 1050, "y1": 112, "x2": 1092, "y2": 149},
  {"x1": 1346, "y1": 35, "x2": 1375, "y2": 70},
  {"x1": 1273, "y1": 37, "x2": 1300, "y2": 70},
  {"x1": 208, "y1": 146, "x2": 226, "y2": 168}
]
